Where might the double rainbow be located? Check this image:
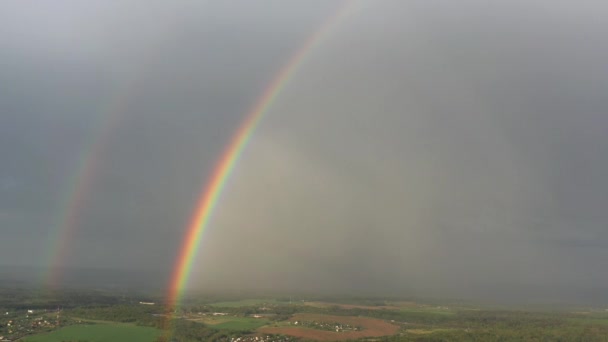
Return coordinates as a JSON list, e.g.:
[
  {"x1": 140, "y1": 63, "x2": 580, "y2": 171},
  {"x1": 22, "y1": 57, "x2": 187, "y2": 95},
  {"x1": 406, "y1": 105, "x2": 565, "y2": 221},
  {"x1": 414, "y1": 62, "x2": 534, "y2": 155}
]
[{"x1": 165, "y1": 1, "x2": 359, "y2": 311}]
